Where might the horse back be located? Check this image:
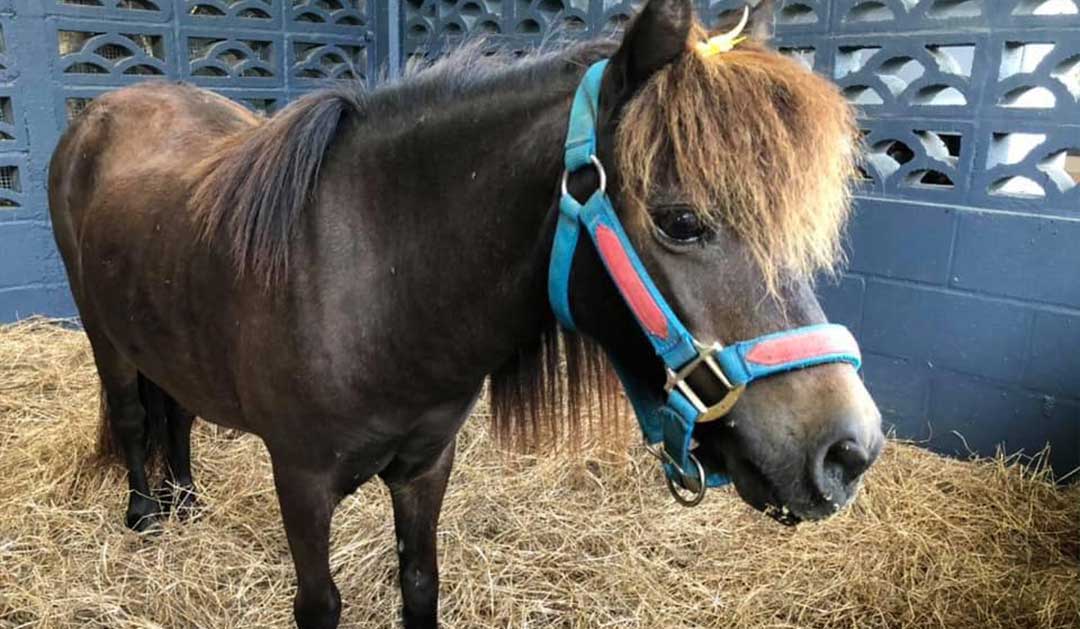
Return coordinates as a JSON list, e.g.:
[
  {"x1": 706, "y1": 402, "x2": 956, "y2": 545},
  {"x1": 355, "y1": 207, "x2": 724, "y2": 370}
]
[
  {"x1": 51, "y1": 82, "x2": 257, "y2": 207},
  {"x1": 49, "y1": 81, "x2": 260, "y2": 254}
]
